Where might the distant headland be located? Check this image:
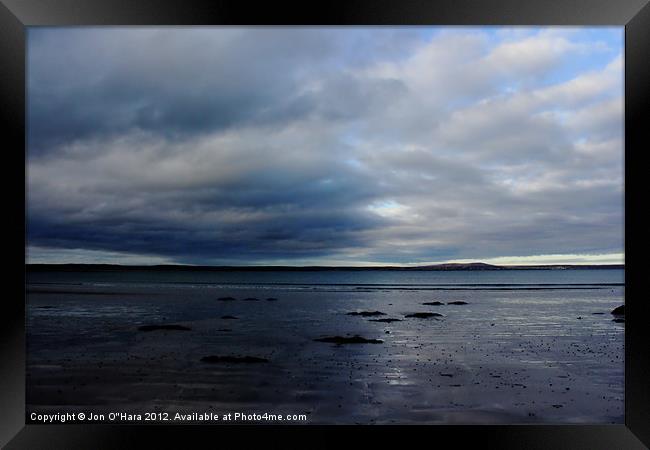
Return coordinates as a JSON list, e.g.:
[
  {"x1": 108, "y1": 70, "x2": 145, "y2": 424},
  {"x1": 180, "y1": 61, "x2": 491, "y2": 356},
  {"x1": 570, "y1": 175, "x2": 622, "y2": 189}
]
[{"x1": 26, "y1": 262, "x2": 625, "y2": 272}]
